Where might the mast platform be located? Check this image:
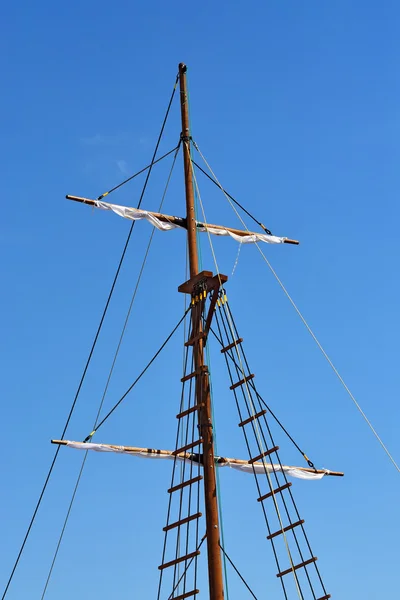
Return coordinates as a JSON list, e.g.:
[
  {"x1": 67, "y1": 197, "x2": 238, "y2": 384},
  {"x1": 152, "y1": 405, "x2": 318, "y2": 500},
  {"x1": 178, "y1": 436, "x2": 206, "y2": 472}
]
[{"x1": 178, "y1": 270, "x2": 228, "y2": 294}]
